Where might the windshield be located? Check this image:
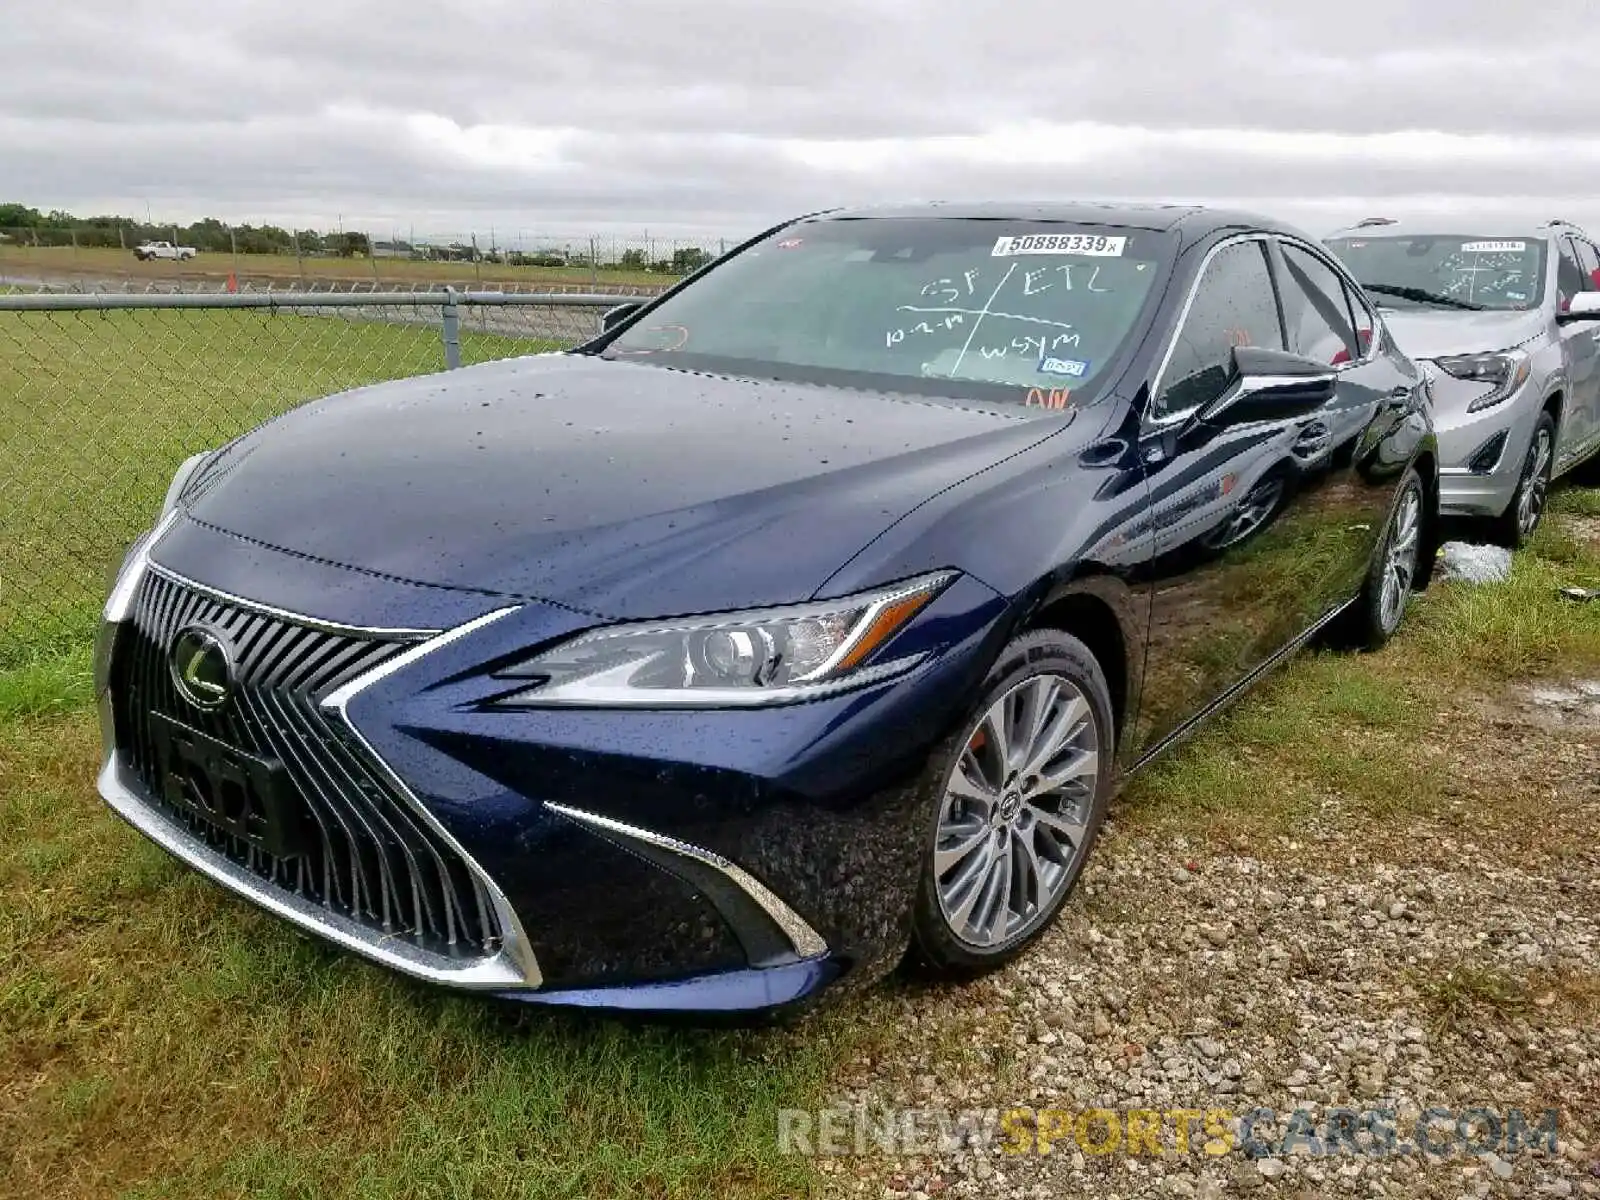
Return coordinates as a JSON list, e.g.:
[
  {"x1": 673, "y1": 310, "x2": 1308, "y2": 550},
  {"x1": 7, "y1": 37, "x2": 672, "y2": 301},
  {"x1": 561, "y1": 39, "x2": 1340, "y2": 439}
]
[
  {"x1": 599, "y1": 218, "x2": 1172, "y2": 410},
  {"x1": 1326, "y1": 234, "x2": 1547, "y2": 312}
]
